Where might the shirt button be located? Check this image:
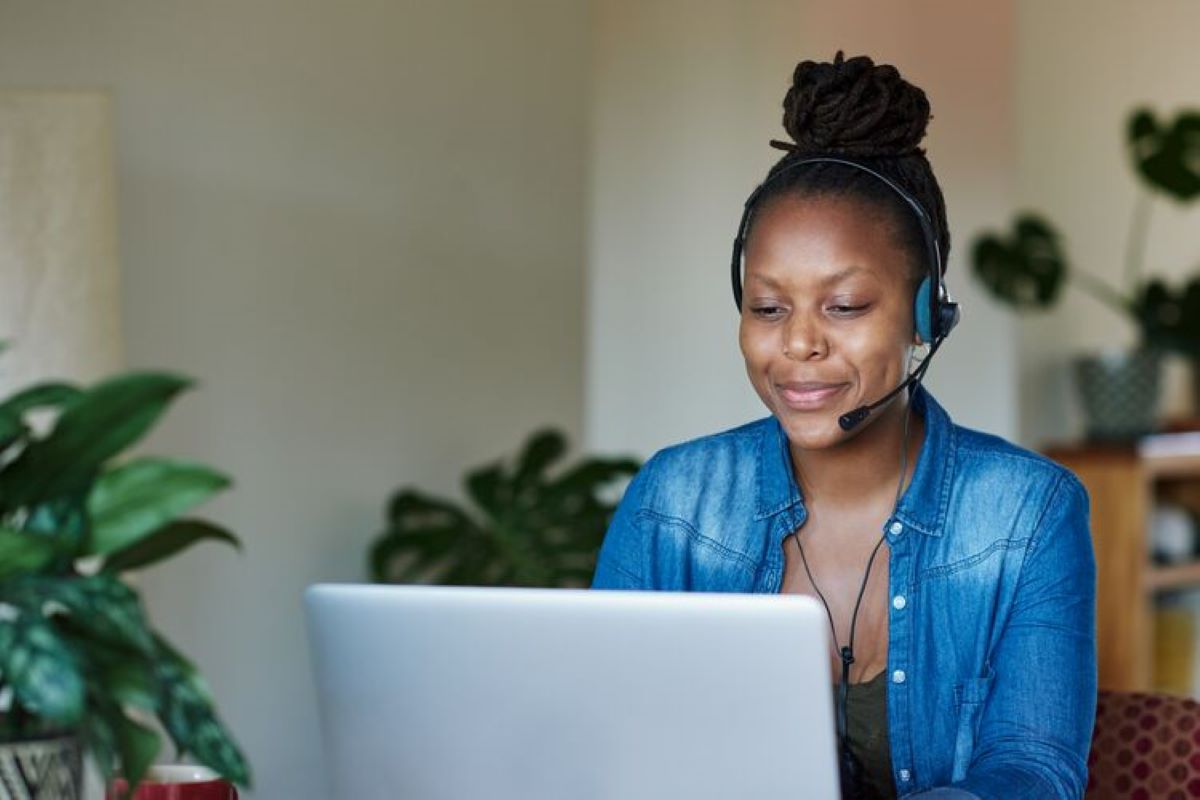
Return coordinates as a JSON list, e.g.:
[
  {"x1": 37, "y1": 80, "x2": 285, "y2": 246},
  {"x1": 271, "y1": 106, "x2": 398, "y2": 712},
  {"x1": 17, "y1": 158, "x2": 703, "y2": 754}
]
[
  {"x1": 892, "y1": 594, "x2": 907, "y2": 610},
  {"x1": 892, "y1": 669, "x2": 906, "y2": 684},
  {"x1": 898, "y1": 769, "x2": 911, "y2": 782},
  {"x1": 889, "y1": 521, "x2": 904, "y2": 536}
]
